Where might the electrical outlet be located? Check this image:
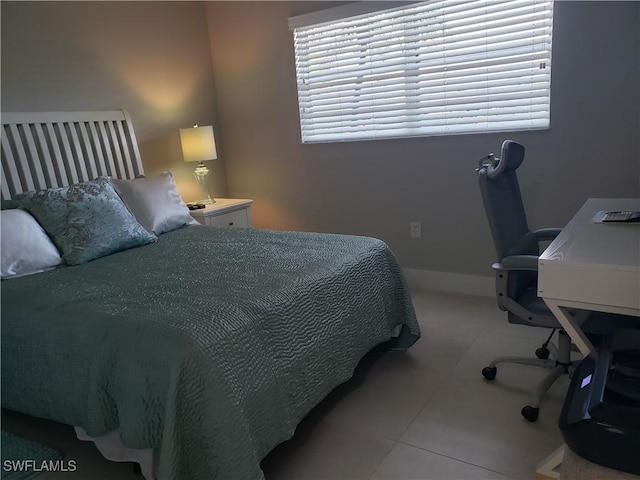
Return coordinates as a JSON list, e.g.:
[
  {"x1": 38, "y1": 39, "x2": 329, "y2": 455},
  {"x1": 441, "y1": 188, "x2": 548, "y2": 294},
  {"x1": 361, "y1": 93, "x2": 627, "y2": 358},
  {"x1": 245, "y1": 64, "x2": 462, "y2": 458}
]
[{"x1": 410, "y1": 221, "x2": 422, "y2": 239}]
